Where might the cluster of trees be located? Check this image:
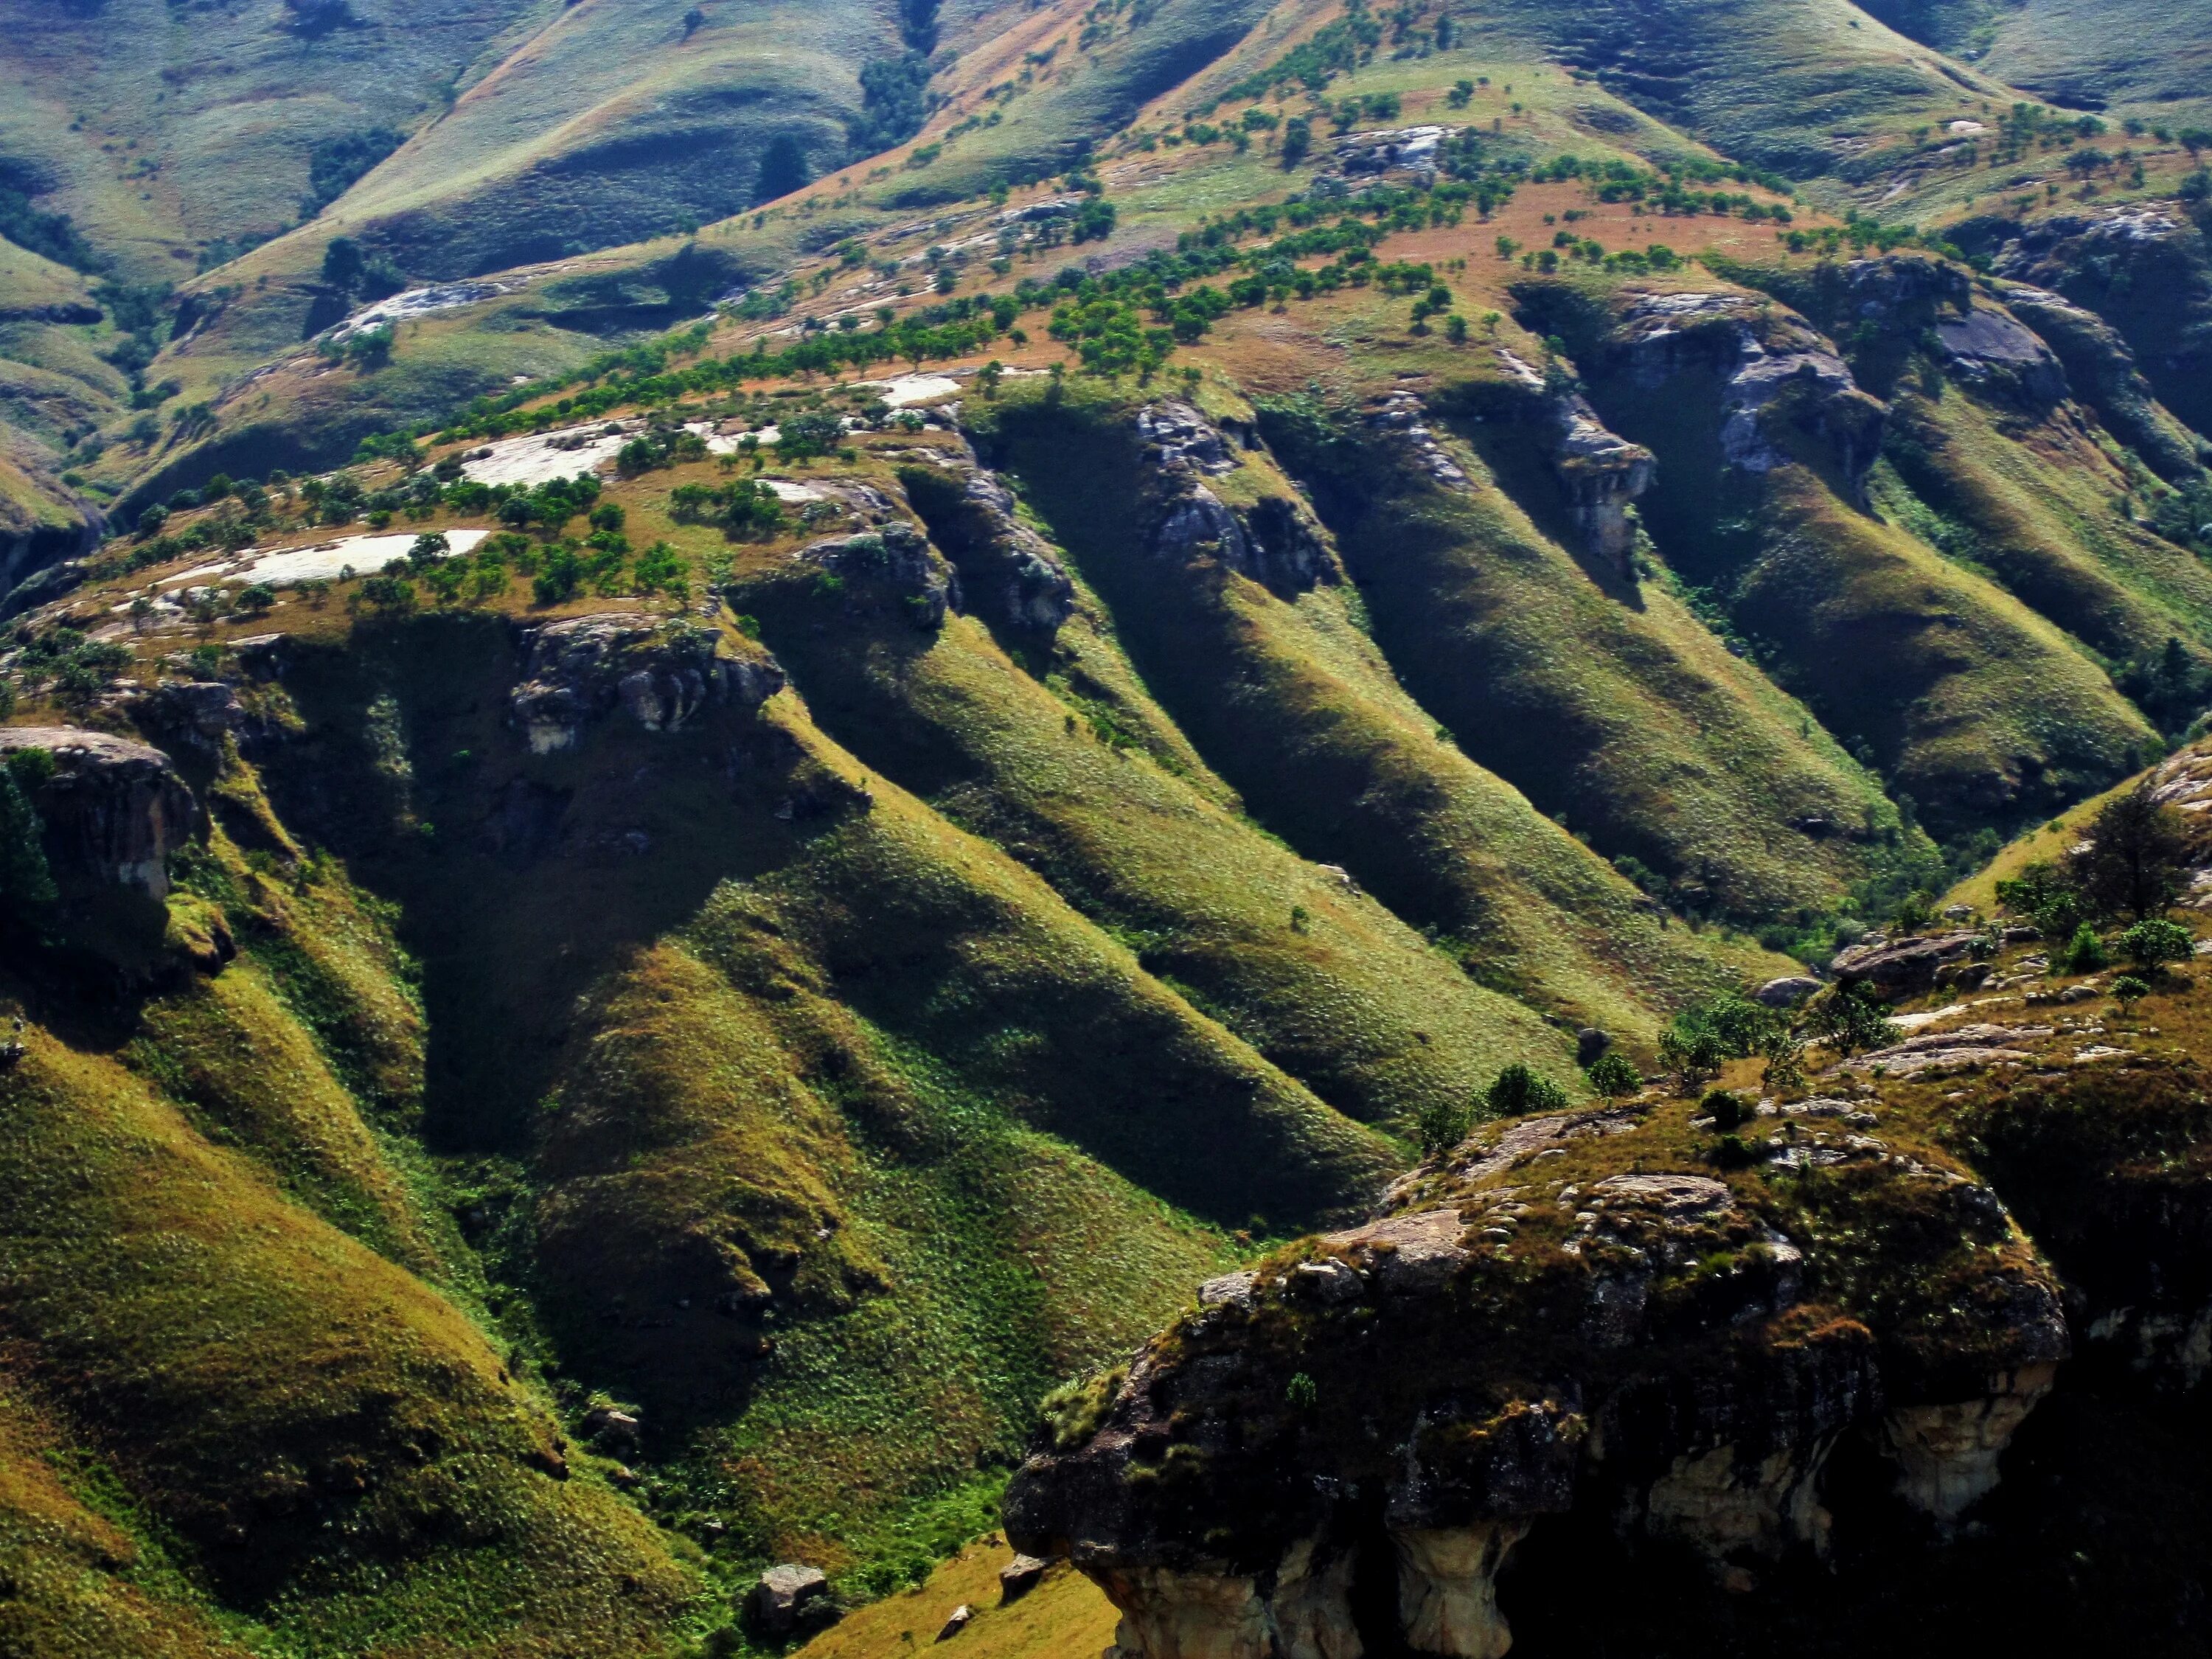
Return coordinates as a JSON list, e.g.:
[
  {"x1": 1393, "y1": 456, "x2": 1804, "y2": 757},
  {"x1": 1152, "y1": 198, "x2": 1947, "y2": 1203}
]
[
  {"x1": 350, "y1": 521, "x2": 690, "y2": 616},
  {"x1": 669, "y1": 477, "x2": 787, "y2": 538}
]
